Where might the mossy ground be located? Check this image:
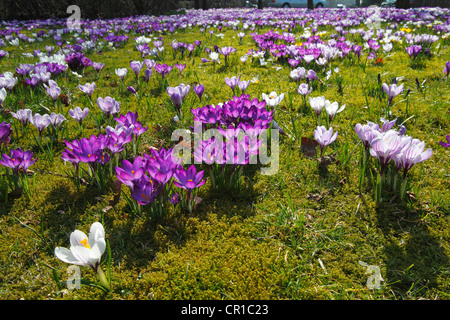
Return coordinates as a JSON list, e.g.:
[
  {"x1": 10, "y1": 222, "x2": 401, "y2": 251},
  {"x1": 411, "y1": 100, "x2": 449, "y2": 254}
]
[{"x1": 0, "y1": 10, "x2": 449, "y2": 300}]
